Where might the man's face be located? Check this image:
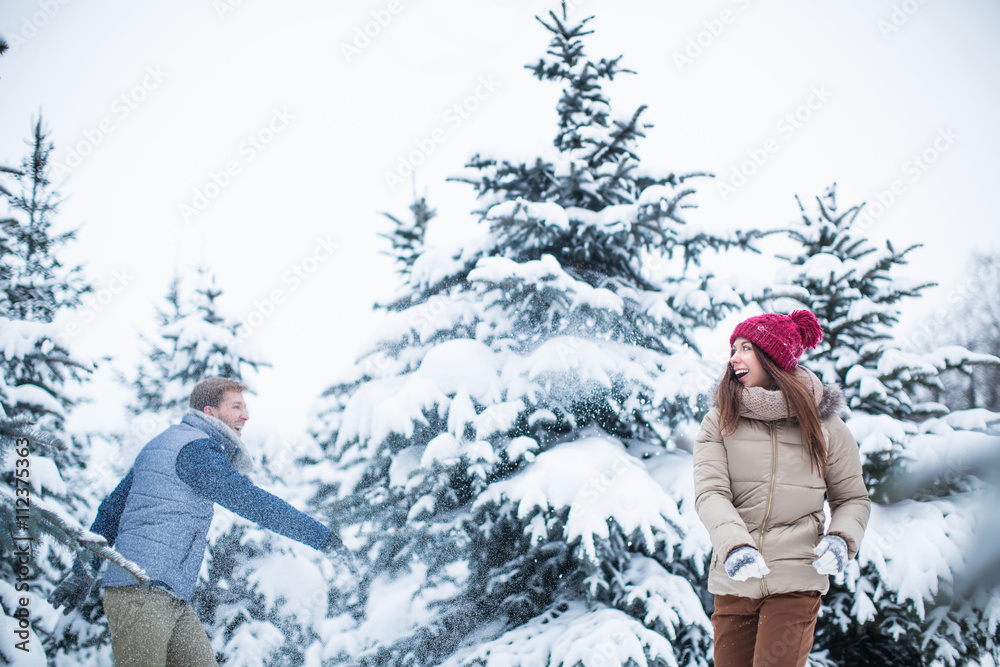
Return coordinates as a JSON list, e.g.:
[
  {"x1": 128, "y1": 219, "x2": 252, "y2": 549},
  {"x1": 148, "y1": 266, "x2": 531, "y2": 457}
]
[{"x1": 204, "y1": 390, "x2": 249, "y2": 435}]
